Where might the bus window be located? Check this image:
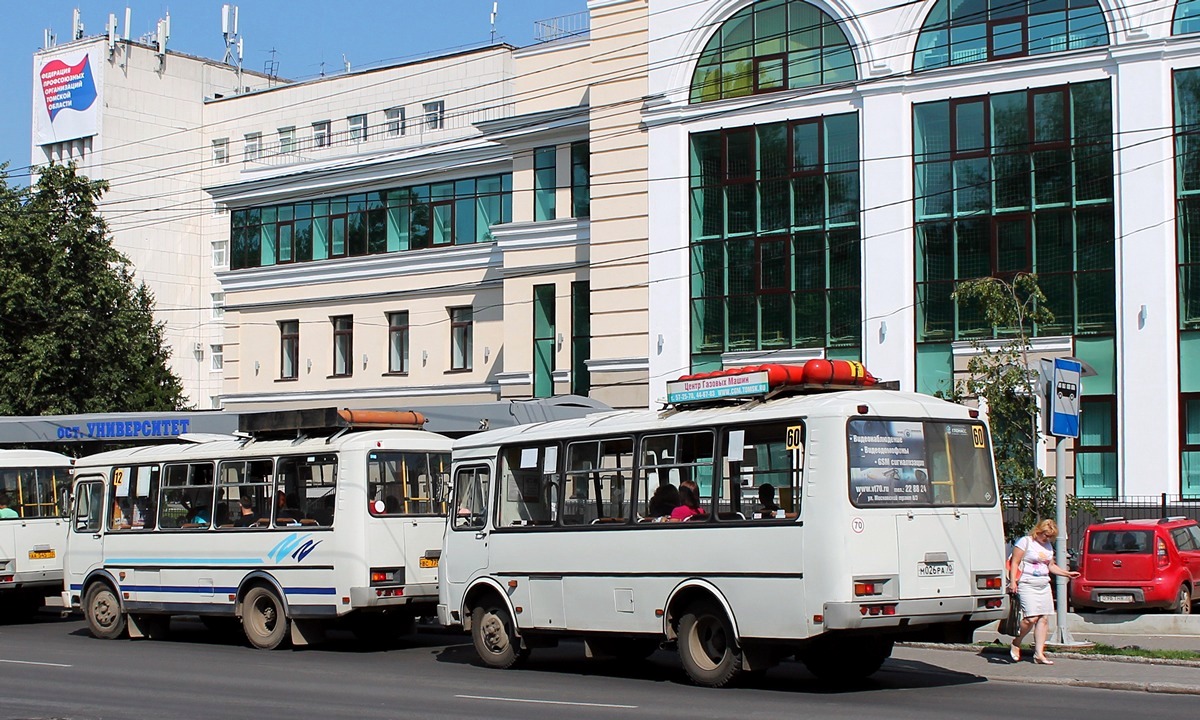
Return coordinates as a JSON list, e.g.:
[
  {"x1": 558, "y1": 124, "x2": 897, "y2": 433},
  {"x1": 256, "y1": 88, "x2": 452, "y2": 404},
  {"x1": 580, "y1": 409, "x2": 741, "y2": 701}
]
[
  {"x1": 131, "y1": 465, "x2": 159, "y2": 529},
  {"x1": 74, "y1": 480, "x2": 103, "y2": 533},
  {"x1": 278, "y1": 454, "x2": 337, "y2": 527},
  {"x1": 159, "y1": 463, "x2": 216, "y2": 529},
  {"x1": 367, "y1": 451, "x2": 450, "y2": 516},
  {"x1": 453, "y1": 465, "x2": 490, "y2": 530},
  {"x1": 847, "y1": 419, "x2": 996, "y2": 508},
  {"x1": 218, "y1": 459, "x2": 273, "y2": 528},
  {"x1": 638, "y1": 432, "x2": 714, "y2": 520},
  {"x1": 719, "y1": 423, "x2": 799, "y2": 520},
  {"x1": 497, "y1": 445, "x2": 560, "y2": 527},
  {"x1": 564, "y1": 437, "x2": 633, "y2": 526}
]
